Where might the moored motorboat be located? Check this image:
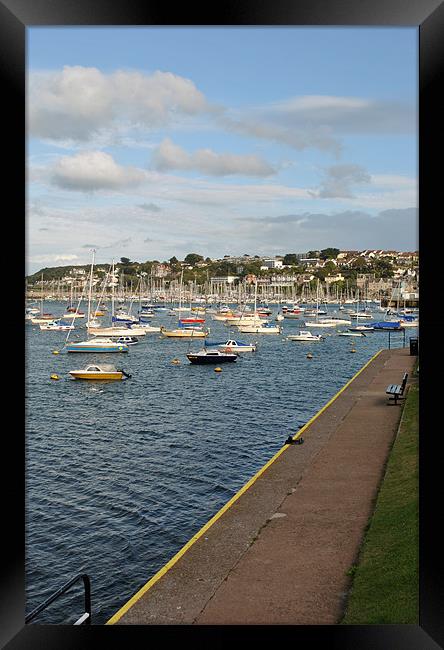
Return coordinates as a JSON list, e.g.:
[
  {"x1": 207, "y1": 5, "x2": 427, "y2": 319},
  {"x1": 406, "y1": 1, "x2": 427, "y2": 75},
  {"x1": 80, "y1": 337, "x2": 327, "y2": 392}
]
[
  {"x1": 348, "y1": 325, "x2": 374, "y2": 332},
  {"x1": 205, "y1": 338, "x2": 257, "y2": 353},
  {"x1": 237, "y1": 322, "x2": 282, "y2": 334},
  {"x1": 88, "y1": 325, "x2": 147, "y2": 336},
  {"x1": 115, "y1": 336, "x2": 139, "y2": 345},
  {"x1": 69, "y1": 363, "x2": 131, "y2": 380},
  {"x1": 66, "y1": 337, "x2": 129, "y2": 352},
  {"x1": 186, "y1": 349, "x2": 238, "y2": 364},
  {"x1": 39, "y1": 320, "x2": 75, "y2": 331},
  {"x1": 161, "y1": 326, "x2": 208, "y2": 338},
  {"x1": 287, "y1": 330, "x2": 324, "y2": 342}
]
